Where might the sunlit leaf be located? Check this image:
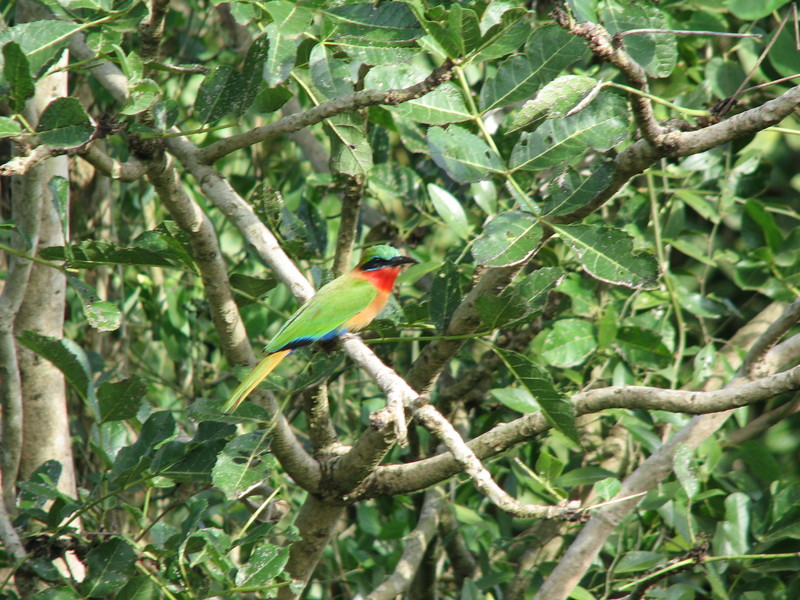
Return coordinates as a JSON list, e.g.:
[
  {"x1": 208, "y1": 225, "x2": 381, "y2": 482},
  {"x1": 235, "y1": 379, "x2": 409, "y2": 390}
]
[
  {"x1": 553, "y1": 224, "x2": 659, "y2": 289},
  {"x1": 472, "y1": 210, "x2": 542, "y2": 267},
  {"x1": 427, "y1": 125, "x2": 505, "y2": 183},
  {"x1": 480, "y1": 24, "x2": 585, "y2": 111}
]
